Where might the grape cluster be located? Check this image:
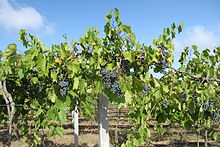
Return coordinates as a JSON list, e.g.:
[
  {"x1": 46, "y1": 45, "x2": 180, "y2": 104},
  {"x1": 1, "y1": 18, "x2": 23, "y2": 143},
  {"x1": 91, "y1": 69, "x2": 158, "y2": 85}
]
[
  {"x1": 203, "y1": 103, "x2": 209, "y2": 111},
  {"x1": 112, "y1": 81, "x2": 123, "y2": 98},
  {"x1": 208, "y1": 100, "x2": 214, "y2": 109},
  {"x1": 157, "y1": 45, "x2": 167, "y2": 72},
  {"x1": 192, "y1": 92, "x2": 199, "y2": 101},
  {"x1": 58, "y1": 81, "x2": 68, "y2": 96},
  {"x1": 161, "y1": 59, "x2": 167, "y2": 72},
  {"x1": 143, "y1": 86, "x2": 150, "y2": 95},
  {"x1": 202, "y1": 100, "x2": 213, "y2": 111},
  {"x1": 190, "y1": 92, "x2": 199, "y2": 105},
  {"x1": 101, "y1": 68, "x2": 123, "y2": 98},
  {"x1": 111, "y1": 81, "x2": 120, "y2": 92},
  {"x1": 181, "y1": 91, "x2": 187, "y2": 103},
  {"x1": 213, "y1": 113, "x2": 219, "y2": 122}
]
